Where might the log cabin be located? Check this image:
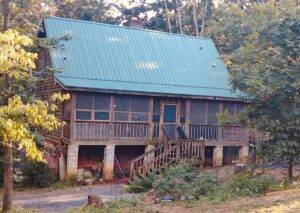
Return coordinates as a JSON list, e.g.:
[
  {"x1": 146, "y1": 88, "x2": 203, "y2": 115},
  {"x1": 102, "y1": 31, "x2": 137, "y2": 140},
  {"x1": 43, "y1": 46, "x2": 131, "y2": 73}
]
[{"x1": 37, "y1": 17, "x2": 254, "y2": 181}]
